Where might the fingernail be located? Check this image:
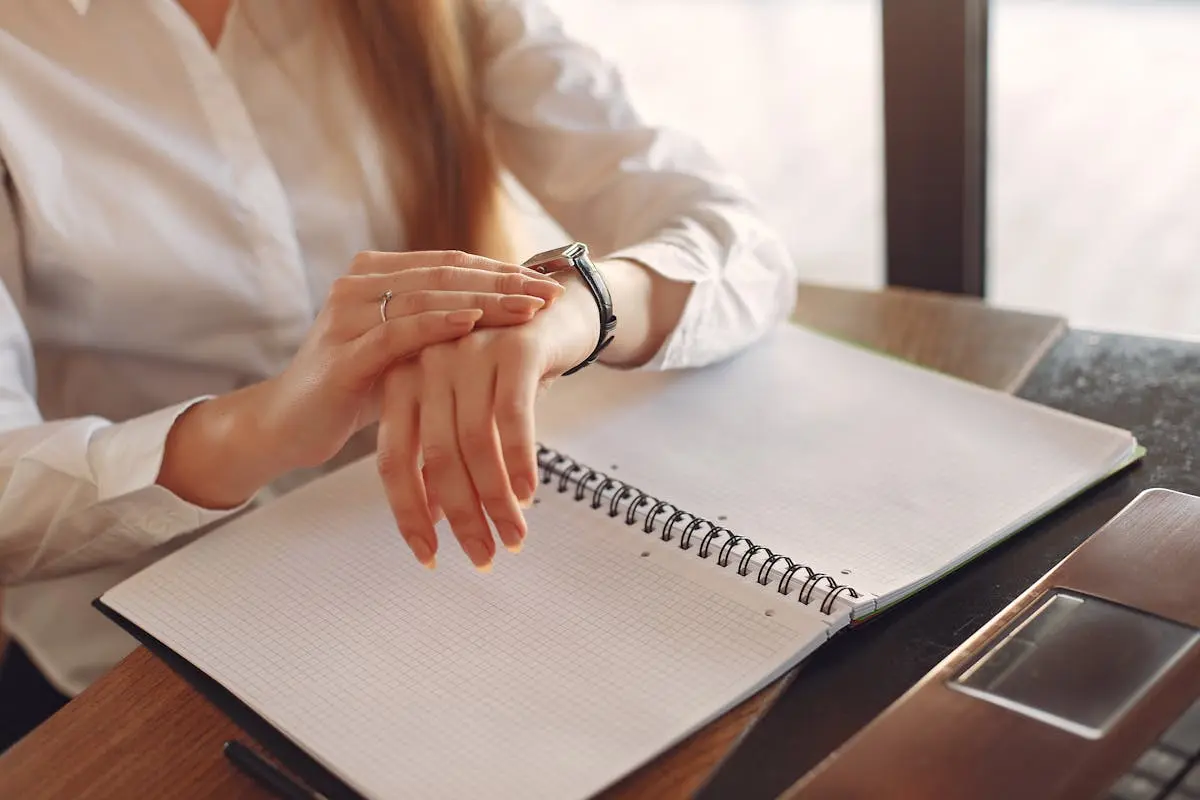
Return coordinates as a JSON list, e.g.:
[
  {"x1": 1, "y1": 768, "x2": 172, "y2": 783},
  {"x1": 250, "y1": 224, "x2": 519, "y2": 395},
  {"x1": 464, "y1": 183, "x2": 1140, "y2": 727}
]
[
  {"x1": 519, "y1": 266, "x2": 559, "y2": 281},
  {"x1": 500, "y1": 295, "x2": 545, "y2": 313},
  {"x1": 463, "y1": 539, "x2": 493, "y2": 572},
  {"x1": 498, "y1": 522, "x2": 525, "y2": 554},
  {"x1": 513, "y1": 477, "x2": 536, "y2": 507},
  {"x1": 406, "y1": 537, "x2": 436, "y2": 569},
  {"x1": 446, "y1": 309, "x2": 483, "y2": 326},
  {"x1": 522, "y1": 276, "x2": 564, "y2": 294}
]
